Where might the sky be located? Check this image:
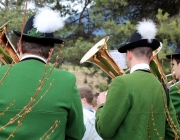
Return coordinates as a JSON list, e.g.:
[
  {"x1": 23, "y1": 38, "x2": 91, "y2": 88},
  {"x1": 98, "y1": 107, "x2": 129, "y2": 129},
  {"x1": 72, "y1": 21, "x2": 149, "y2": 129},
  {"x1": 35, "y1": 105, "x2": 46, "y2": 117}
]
[
  {"x1": 0, "y1": 0, "x2": 91, "y2": 20},
  {"x1": 27, "y1": 0, "x2": 92, "y2": 20}
]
